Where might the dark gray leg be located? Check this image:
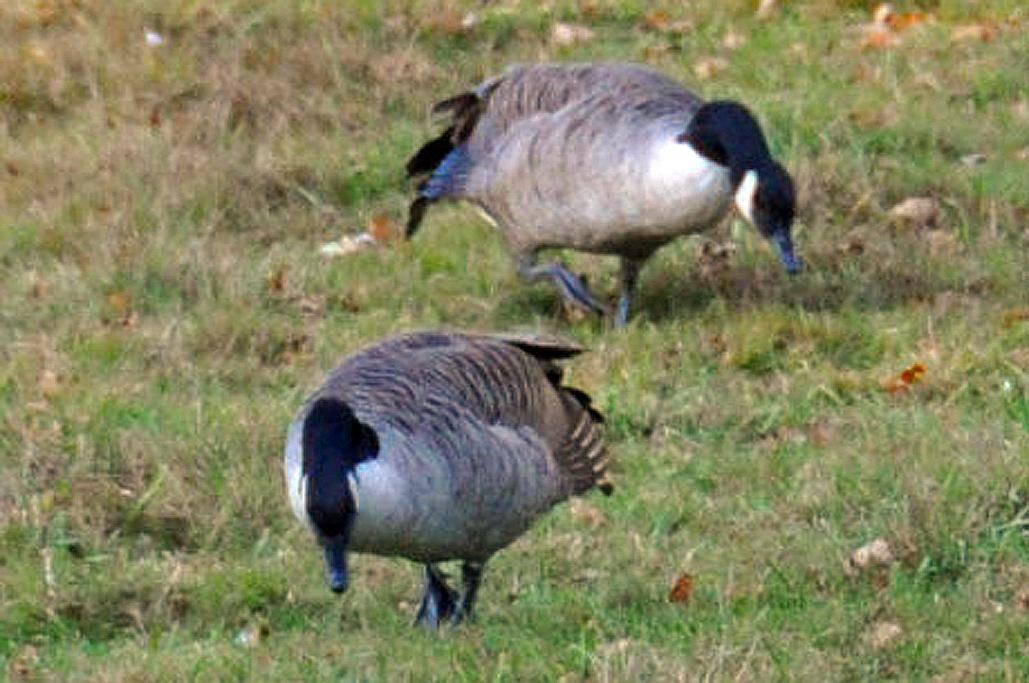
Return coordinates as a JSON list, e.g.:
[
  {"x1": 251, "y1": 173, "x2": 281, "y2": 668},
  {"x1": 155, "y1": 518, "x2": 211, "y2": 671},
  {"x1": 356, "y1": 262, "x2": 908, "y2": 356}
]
[
  {"x1": 450, "y1": 561, "x2": 485, "y2": 626},
  {"x1": 615, "y1": 257, "x2": 644, "y2": 327},
  {"x1": 414, "y1": 564, "x2": 457, "y2": 629},
  {"x1": 516, "y1": 253, "x2": 609, "y2": 317}
]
